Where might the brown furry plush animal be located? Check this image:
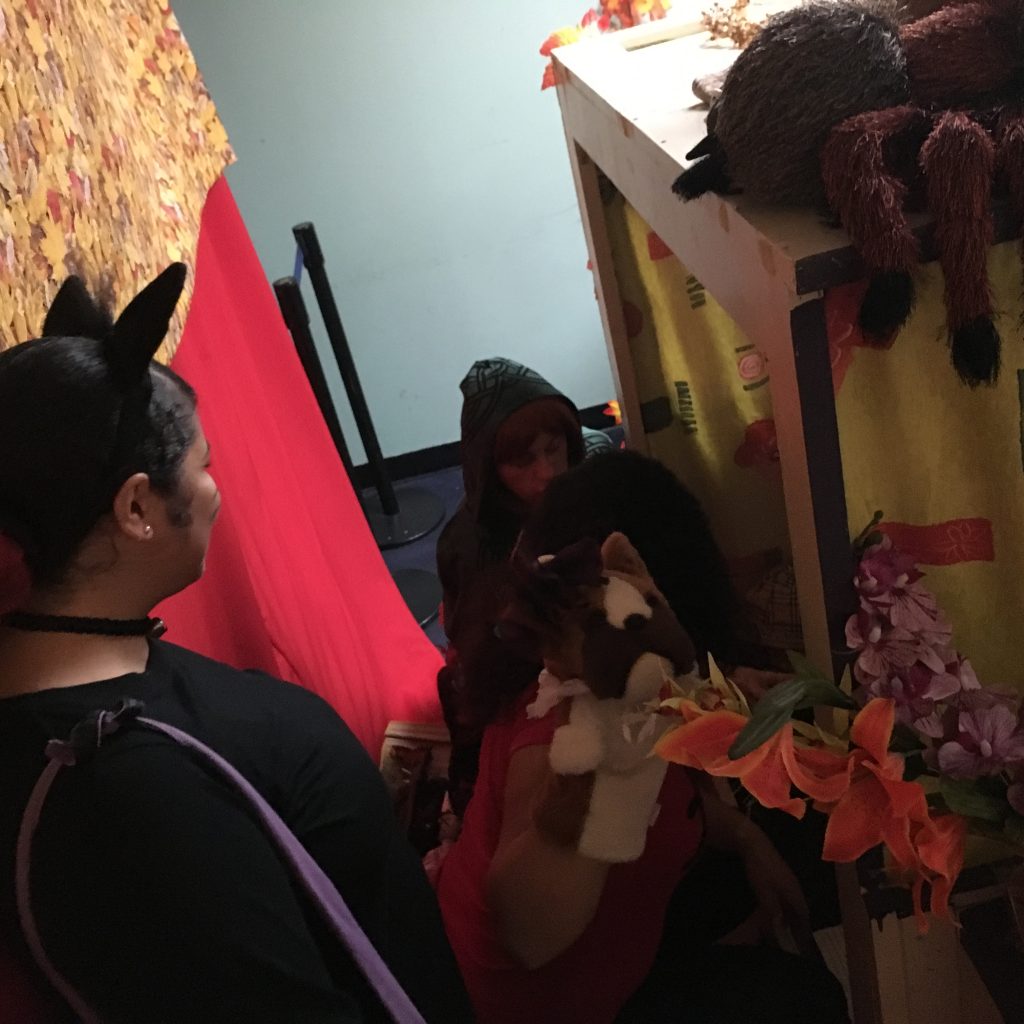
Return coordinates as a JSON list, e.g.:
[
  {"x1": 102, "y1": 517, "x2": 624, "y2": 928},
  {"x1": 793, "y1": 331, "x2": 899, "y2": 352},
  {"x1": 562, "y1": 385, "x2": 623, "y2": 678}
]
[{"x1": 500, "y1": 534, "x2": 697, "y2": 862}]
